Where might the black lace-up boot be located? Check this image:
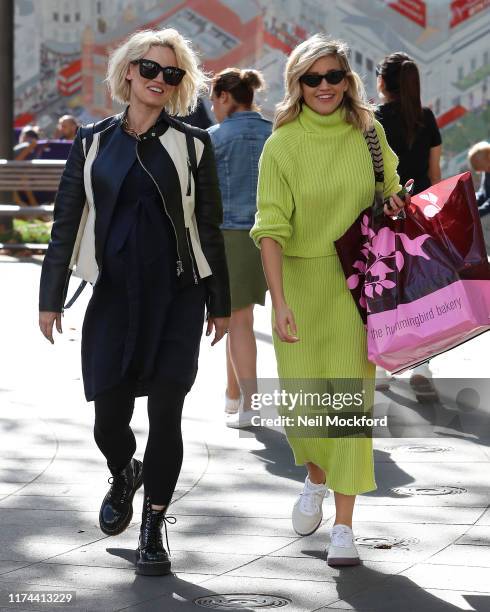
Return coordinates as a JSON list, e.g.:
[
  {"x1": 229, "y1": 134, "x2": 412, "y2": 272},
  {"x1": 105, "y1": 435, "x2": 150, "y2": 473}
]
[
  {"x1": 99, "y1": 458, "x2": 143, "y2": 535},
  {"x1": 135, "y1": 495, "x2": 176, "y2": 576}
]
